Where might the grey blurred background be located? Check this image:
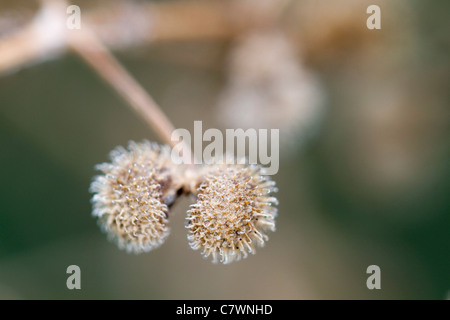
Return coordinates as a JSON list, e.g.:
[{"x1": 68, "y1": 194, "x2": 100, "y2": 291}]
[{"x1": 0, "y1": 0, "x2": 449, "y2": 299}]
